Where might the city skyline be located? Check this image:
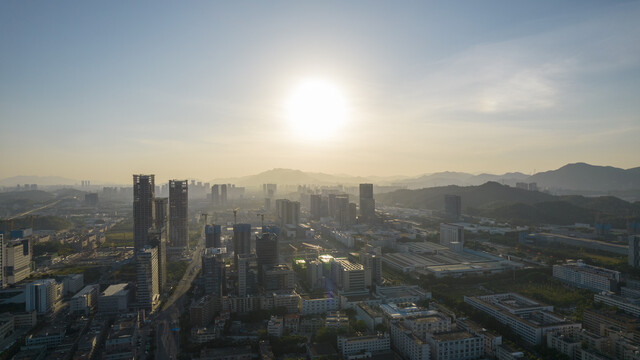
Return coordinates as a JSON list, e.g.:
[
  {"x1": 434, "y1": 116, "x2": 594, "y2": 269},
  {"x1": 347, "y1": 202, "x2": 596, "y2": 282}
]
[{"x1": 1, "y1": 1, "x2": 639, "y2": 183}]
